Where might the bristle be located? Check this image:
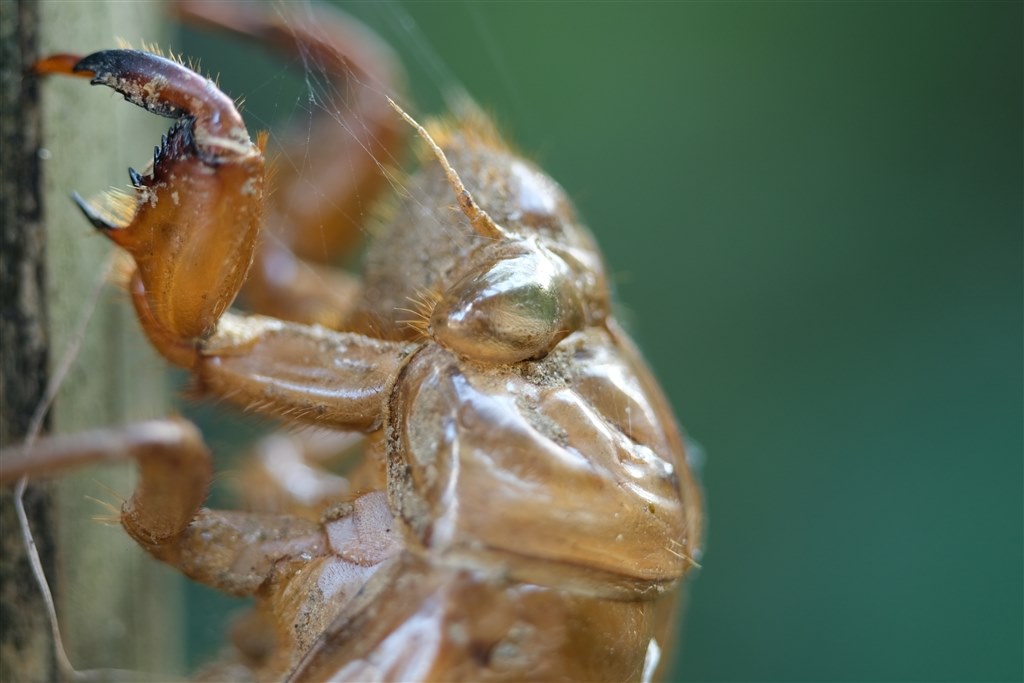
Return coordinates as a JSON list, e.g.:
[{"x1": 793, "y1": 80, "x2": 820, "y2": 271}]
[
  {"x1": 263, "y1": 149, "x2": 280, "y2": 201},
  {"x1": 89, "y1": 514, "x2": 122, "y2": 527},
  {"x1": 418, "y1": 105, "x2": 510, "y2": 157},
  {"x1": 396, "y1": 287, "x2": 443, "y2": 340},
  {"x1": 91, "y1": 480, "x2": 125, "y2": 503},
  {"x1": 103, "y1": 188, "x2": 138, "y2": 223},
  {"x1": 417, "y1": 119, "x2": 451, "y2": 156},
  {"x1": 465, "y1": 114, "x2": 506, "y2": 150},
  {"x1": 108, "y1": 251, "x2": 136, "y2": 289},
  {"x1": 84, "y1": 495, "x2": 122, "y2": 518},
  {"x1": 665, "y1": 537, "x2": 702, "y2": 569},
  {"x1": 81, "y1": 188, "x2": 138, "y2": 230},
  {"x1": 138, "y1": 40, "x2": 161, "y2": 57}
]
